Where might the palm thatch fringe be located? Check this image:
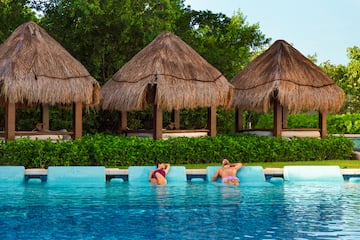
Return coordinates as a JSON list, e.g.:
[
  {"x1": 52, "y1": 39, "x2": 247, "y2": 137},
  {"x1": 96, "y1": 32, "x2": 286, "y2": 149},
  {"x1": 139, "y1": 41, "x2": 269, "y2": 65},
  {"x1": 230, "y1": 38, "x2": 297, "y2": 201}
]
[
  {"x1": 102, "y1": 77, "x2": 233, "y2": 111},
  {"x1": 233, "y1": 81, "x2": 344, "y2": 113},
  {"x1": 101, "y1": 31, "x2": 233, "y2": 112},
  {"x1": 231, "y1": 39, "x2": 344, "y2": 113},
  {"x1": 0, "y1": 21, "x2": 100, "y2": 106}
]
